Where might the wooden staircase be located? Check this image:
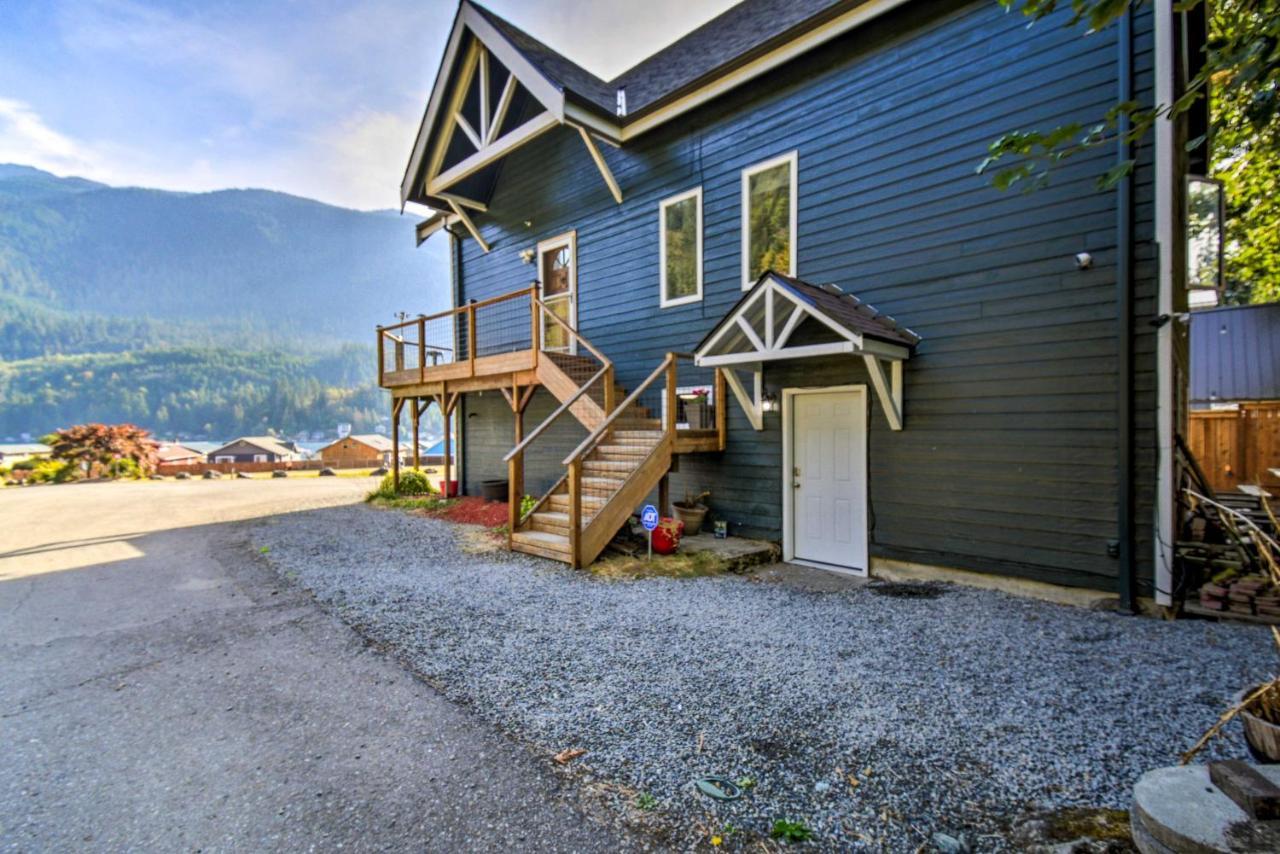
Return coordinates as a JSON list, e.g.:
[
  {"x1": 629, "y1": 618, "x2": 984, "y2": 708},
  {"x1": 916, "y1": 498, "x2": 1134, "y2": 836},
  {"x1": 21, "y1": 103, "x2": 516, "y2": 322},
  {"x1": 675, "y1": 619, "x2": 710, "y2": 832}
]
[{"x1": 504, "y1": 300, "x2": 722, "y2": 568}]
